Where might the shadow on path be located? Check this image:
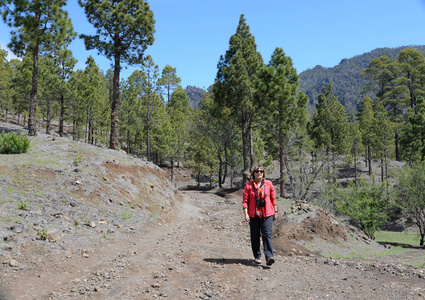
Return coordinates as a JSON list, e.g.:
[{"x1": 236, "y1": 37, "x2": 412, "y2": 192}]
[
  {"x1": 204, "y1": 258, "x2": 271, "y2": 269},
  {"x1": 0, "y1": 126, "x2": 27, "y2": 135}
]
